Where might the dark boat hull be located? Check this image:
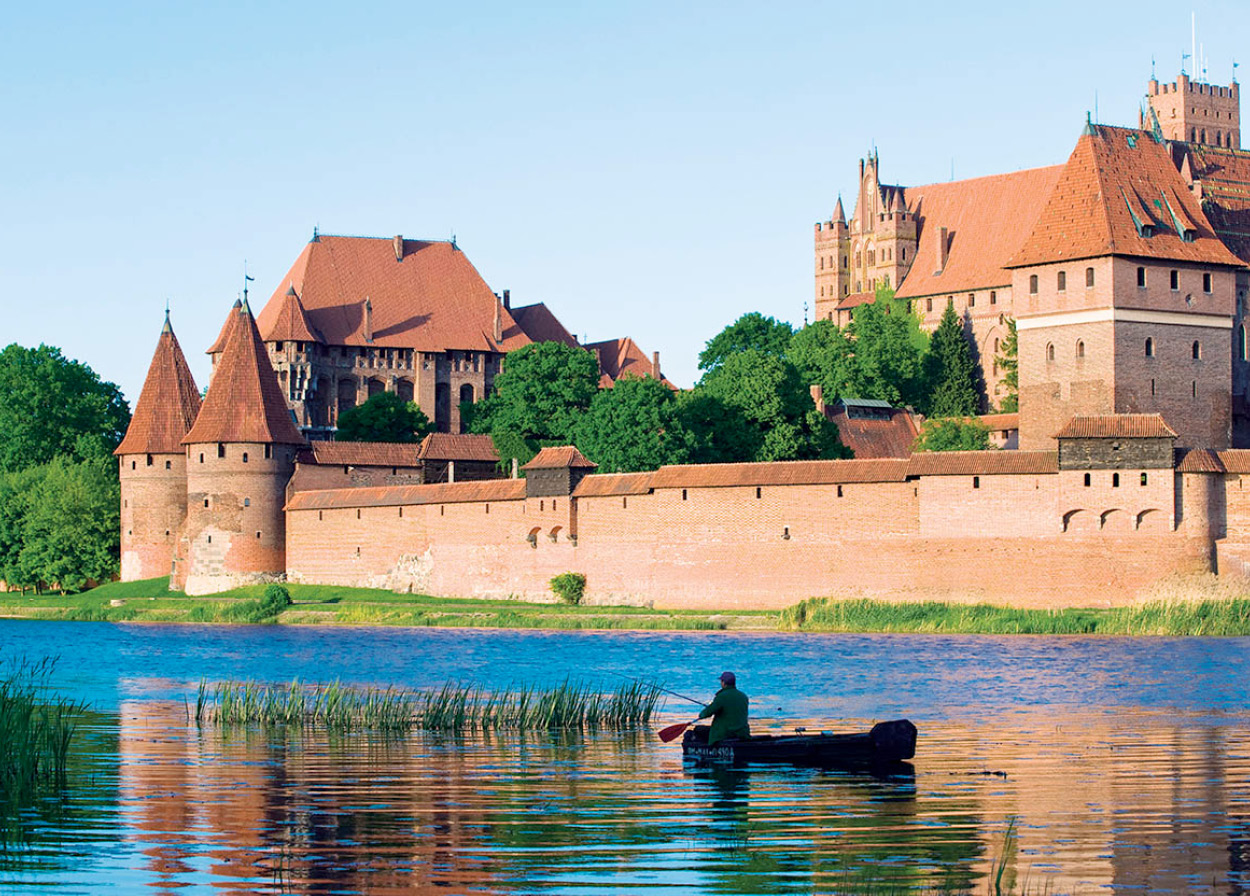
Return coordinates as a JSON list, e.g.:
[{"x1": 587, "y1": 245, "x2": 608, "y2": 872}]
[{"x1": 681, "y1": 719, "x2": 916, "y2": 768}]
